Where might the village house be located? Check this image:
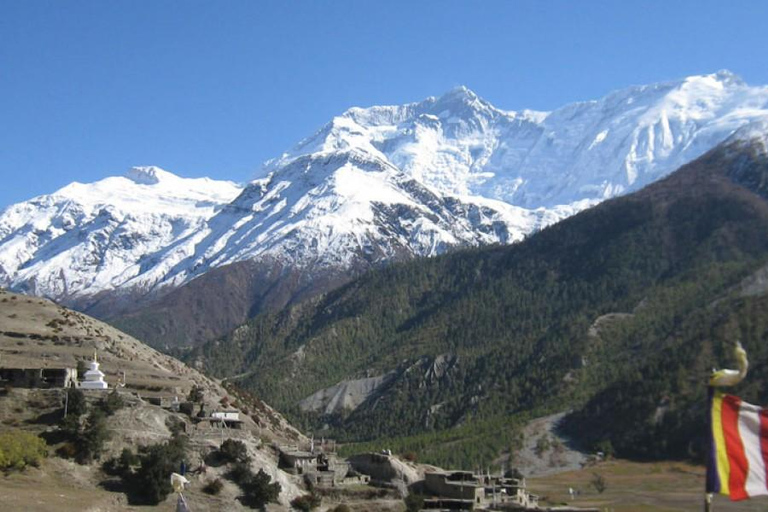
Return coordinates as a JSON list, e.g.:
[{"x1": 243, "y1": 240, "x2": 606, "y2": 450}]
[
  {"x1": 422, "y1": 470, "x2": 539, "y2": 510},
  {"x1": 479, "y1": 473, "x2": 539, "y2": 509},
  {"x1": 0, "y1": 367, "x2": 77, "y2": 388},
  {"x1": 423, "y1": 471, "x2": 484, "y2": 509},
  {"x1": 279, "y1": 446, "x2": 318, "y2": 475},
  {"x1": 210, "y1": 410, "x2": 244, "y2": 429},
  {"x1": 278, "y1": 440, "x2": 361, "y2": 487},
  {"x1": 0, "y1": 353, "x2": 109, "y2": 391}
]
